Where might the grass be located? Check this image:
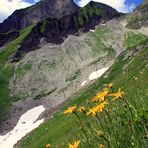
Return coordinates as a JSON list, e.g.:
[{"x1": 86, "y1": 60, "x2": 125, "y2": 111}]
[
  {"x1": 19, "y1": 38, "x2": 148, "y2": 147},
  {"x1": 0, "y1": 25, "x2": 34, "y2": 123},
  {"x1": 123, "y1": 32, "x2": 147, "y2": 49},
  {"x1": 15, "y1": 63, "x2": 32, "y2": 78},
  {"x1": 33, "y1": 88, "x2": 57, "y2": 100},
  {"x1": 85, "y1": 26, "x2": 113, "y2": 54},
  {"x1": 74, "y1": 4, "x2": 103, "y2": 27}
]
